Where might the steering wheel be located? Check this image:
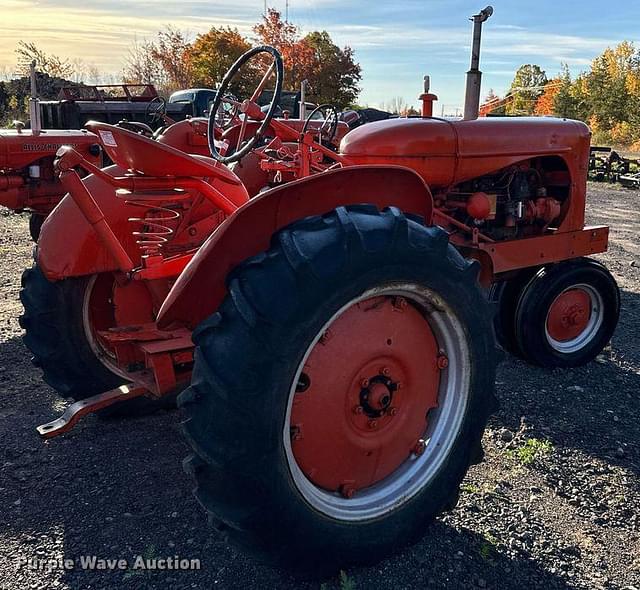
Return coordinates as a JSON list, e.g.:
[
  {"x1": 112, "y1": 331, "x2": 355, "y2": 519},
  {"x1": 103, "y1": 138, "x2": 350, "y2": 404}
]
[
  {"x1": 302, "y1": 104, "x2": 340, "y2": 142},
  {"x1": 208, "y1": 45, "x2": 283, "y2": 165},
  {"x1": 212, "y1": 93, "x2": 241, "y2": 132},
  {"x1": 145, "y1": 96, "x2": 167, "y2": 127},
  {"x1": 301, "y1": 104, "x2": 340, "y2": 144}
]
